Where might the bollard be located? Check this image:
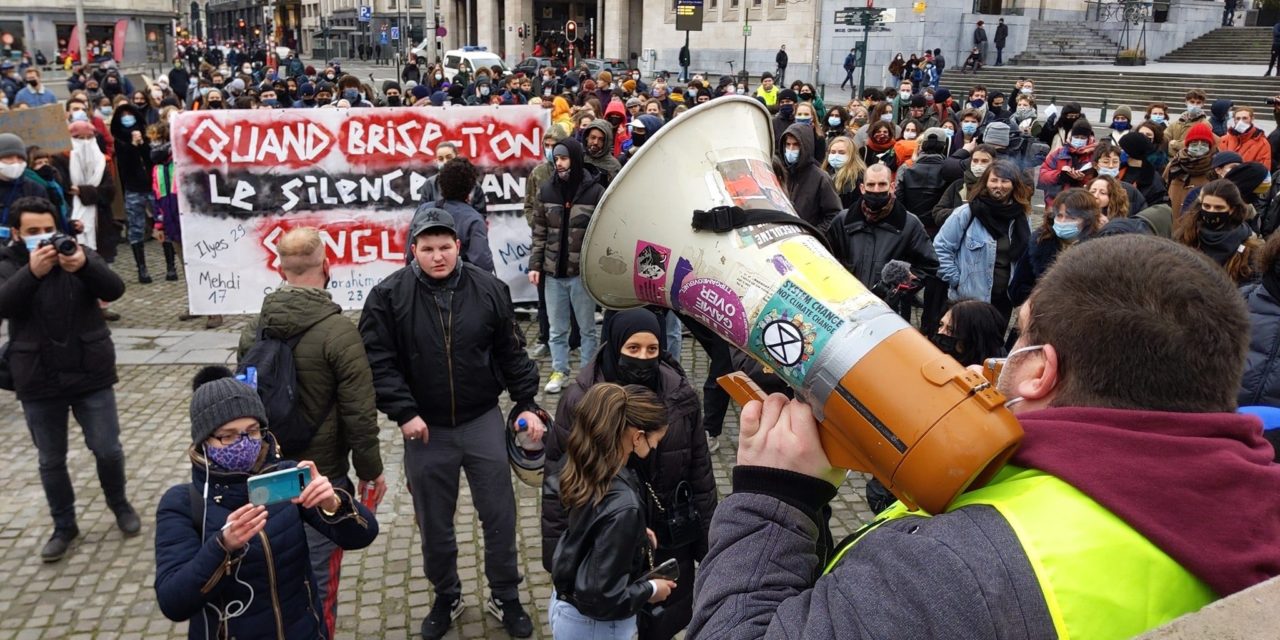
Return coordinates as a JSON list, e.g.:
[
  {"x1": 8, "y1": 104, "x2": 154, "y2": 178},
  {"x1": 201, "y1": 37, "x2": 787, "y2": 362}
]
[{"x1": 1099, "y1": 98, "x2": 1109, "y2": 124}]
